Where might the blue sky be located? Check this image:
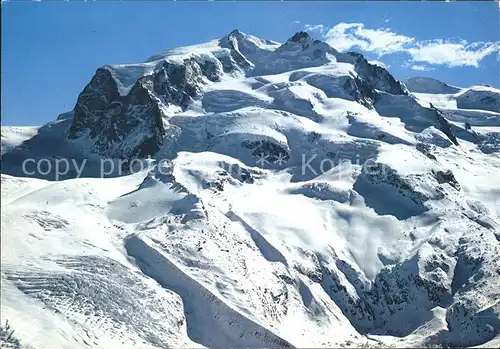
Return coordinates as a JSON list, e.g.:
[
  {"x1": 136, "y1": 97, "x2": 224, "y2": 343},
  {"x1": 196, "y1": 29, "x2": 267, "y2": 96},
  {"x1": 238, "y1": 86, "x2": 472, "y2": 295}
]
[{"x1": 2, "y1": 1, "x2": 499, "y2": 126}]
